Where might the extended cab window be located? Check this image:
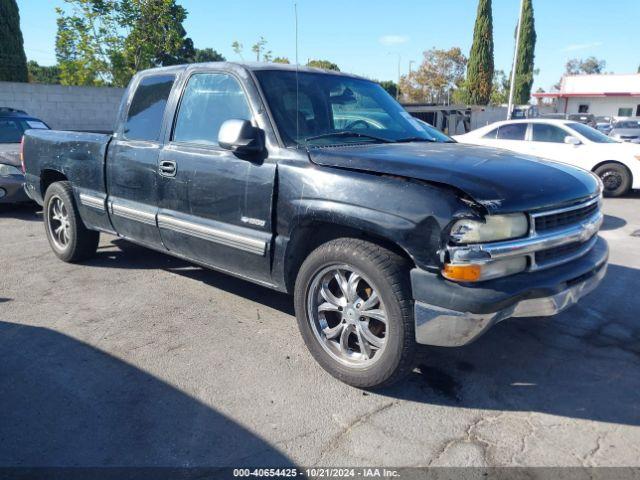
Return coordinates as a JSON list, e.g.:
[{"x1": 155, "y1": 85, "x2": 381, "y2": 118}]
[
  {"x1": 173, "y1": 73, "x2": 252, "y2": 146},
  {"x1": 123, "y1": 74, "x2": 175, "y2": 141},
  {"x1": 531, "y1": 123, "x2": 567, "y2": 143},
  {"x1": 496, "y1": 123, "x2": 527, "y2": 140}
]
